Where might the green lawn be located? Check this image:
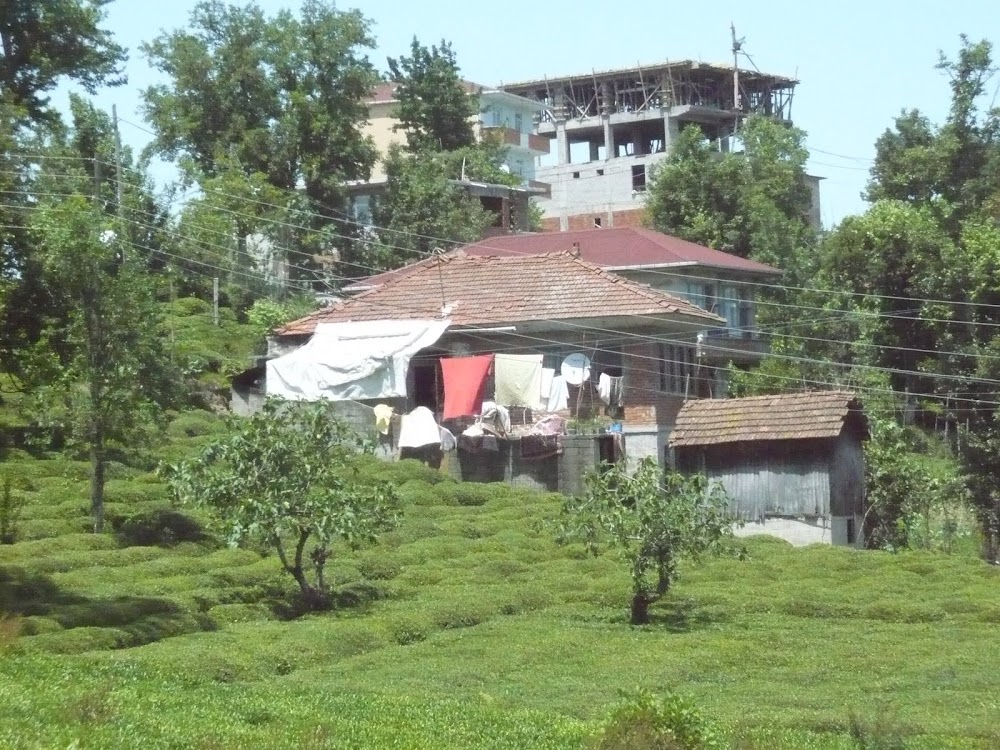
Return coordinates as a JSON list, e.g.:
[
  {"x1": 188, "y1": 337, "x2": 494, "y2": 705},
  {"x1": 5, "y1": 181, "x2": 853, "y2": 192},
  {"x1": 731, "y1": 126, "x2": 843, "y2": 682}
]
[{"x1": 1, "y1": 450, "x2": 998, "y2": 749}]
